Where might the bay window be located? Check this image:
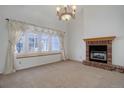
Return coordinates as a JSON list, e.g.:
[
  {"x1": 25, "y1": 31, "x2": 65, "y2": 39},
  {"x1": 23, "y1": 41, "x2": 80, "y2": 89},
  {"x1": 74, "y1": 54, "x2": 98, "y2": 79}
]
[
  {"x1": 5, "y1": 20, "x2": 65, "y2": 74},
  {"x1": 16, "y1": 30, "x2": 62, "y2": 56}
]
